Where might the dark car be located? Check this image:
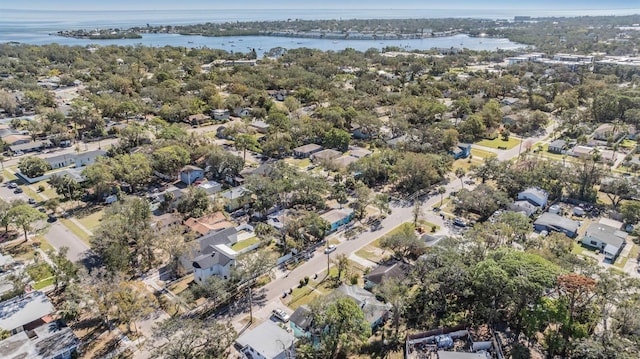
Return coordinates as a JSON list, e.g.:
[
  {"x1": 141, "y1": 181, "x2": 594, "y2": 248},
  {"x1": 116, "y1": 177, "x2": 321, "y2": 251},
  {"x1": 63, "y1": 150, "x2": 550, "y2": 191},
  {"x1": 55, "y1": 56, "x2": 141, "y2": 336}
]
[
  {"x1": 14, "y1": 187, "x2": 23, "y2": 194},
  {"x1": 28, "y1": 198, "x2": 36, "y2": 205},
  {"x1": 47, "y1": 214, "x2": 58, "y2": 222}
]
